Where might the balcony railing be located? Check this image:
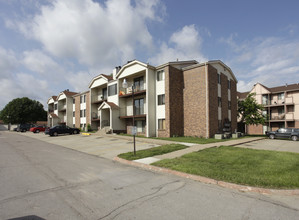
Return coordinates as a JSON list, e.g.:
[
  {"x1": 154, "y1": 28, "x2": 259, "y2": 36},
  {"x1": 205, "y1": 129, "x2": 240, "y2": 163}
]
[
  {"x1": 119, "y1": 107, "x2": 146, "y2": 118},
  {"x1": 91, "y1": 95, "x2": 107, "y2": 104},
  {"x1": 91, "y1": 112, "x2": 100, "y2": 121},
  {"x1": 59, "y1": 105, "x2": 67, "y2": 111},
  {"x1": 119, "y1": 85, "x2": 146, "y2": 97},
  {"x1": 264, "y1": 97, "x2": 294, "y2": 106}
]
